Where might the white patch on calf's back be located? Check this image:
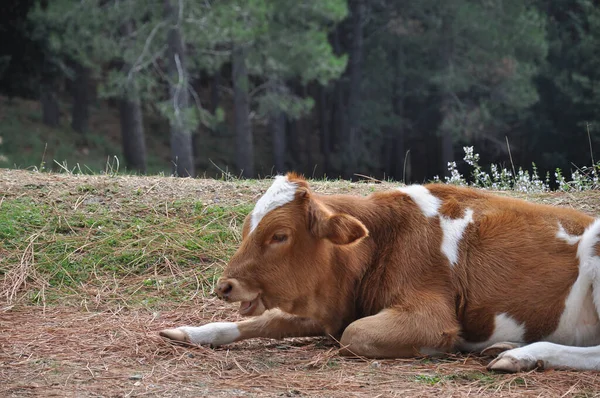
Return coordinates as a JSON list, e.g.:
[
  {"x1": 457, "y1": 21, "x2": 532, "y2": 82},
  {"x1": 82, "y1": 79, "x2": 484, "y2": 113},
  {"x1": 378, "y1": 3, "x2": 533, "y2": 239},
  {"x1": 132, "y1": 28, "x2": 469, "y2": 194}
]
[
  {"x1": 398, "y1": 185, "x2": 441, "y2": 218},
  {"x1": 440, "y1": 208, "x2": 473, "y2": 267},
  {"x1": 556, "y1": 222, "x2": 581, "y2": 245},
  {"x1": 251, "y1": 175, "x2": 298, "y2": 232},
  {"x1": 459, "y1": 313, "x2": 525, "y2": 352}
]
